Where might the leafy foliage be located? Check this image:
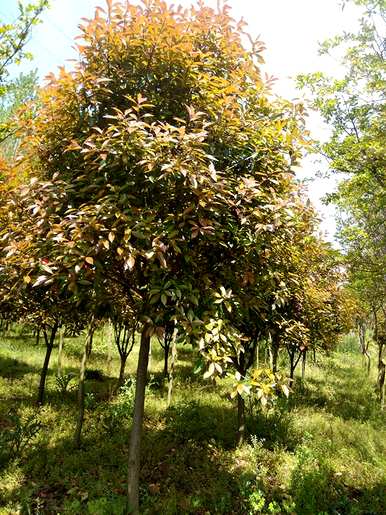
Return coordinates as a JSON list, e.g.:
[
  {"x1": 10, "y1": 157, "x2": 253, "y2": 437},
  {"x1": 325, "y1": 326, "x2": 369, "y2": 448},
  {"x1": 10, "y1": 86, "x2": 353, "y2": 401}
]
[{"x1": 297, "y1": 0, "x2": 385, "y2": 400}]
